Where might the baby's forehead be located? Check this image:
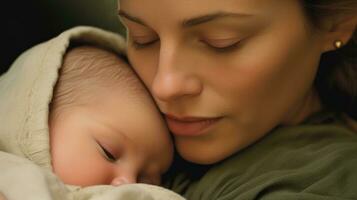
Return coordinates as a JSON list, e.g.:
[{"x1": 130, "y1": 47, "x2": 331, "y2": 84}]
[
  {"x1": 67, "y1": 46, "x2": 148, "y2": 92},
  {"x1": 52, "y1": 45, "x2": 155, "y2": 116}
]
